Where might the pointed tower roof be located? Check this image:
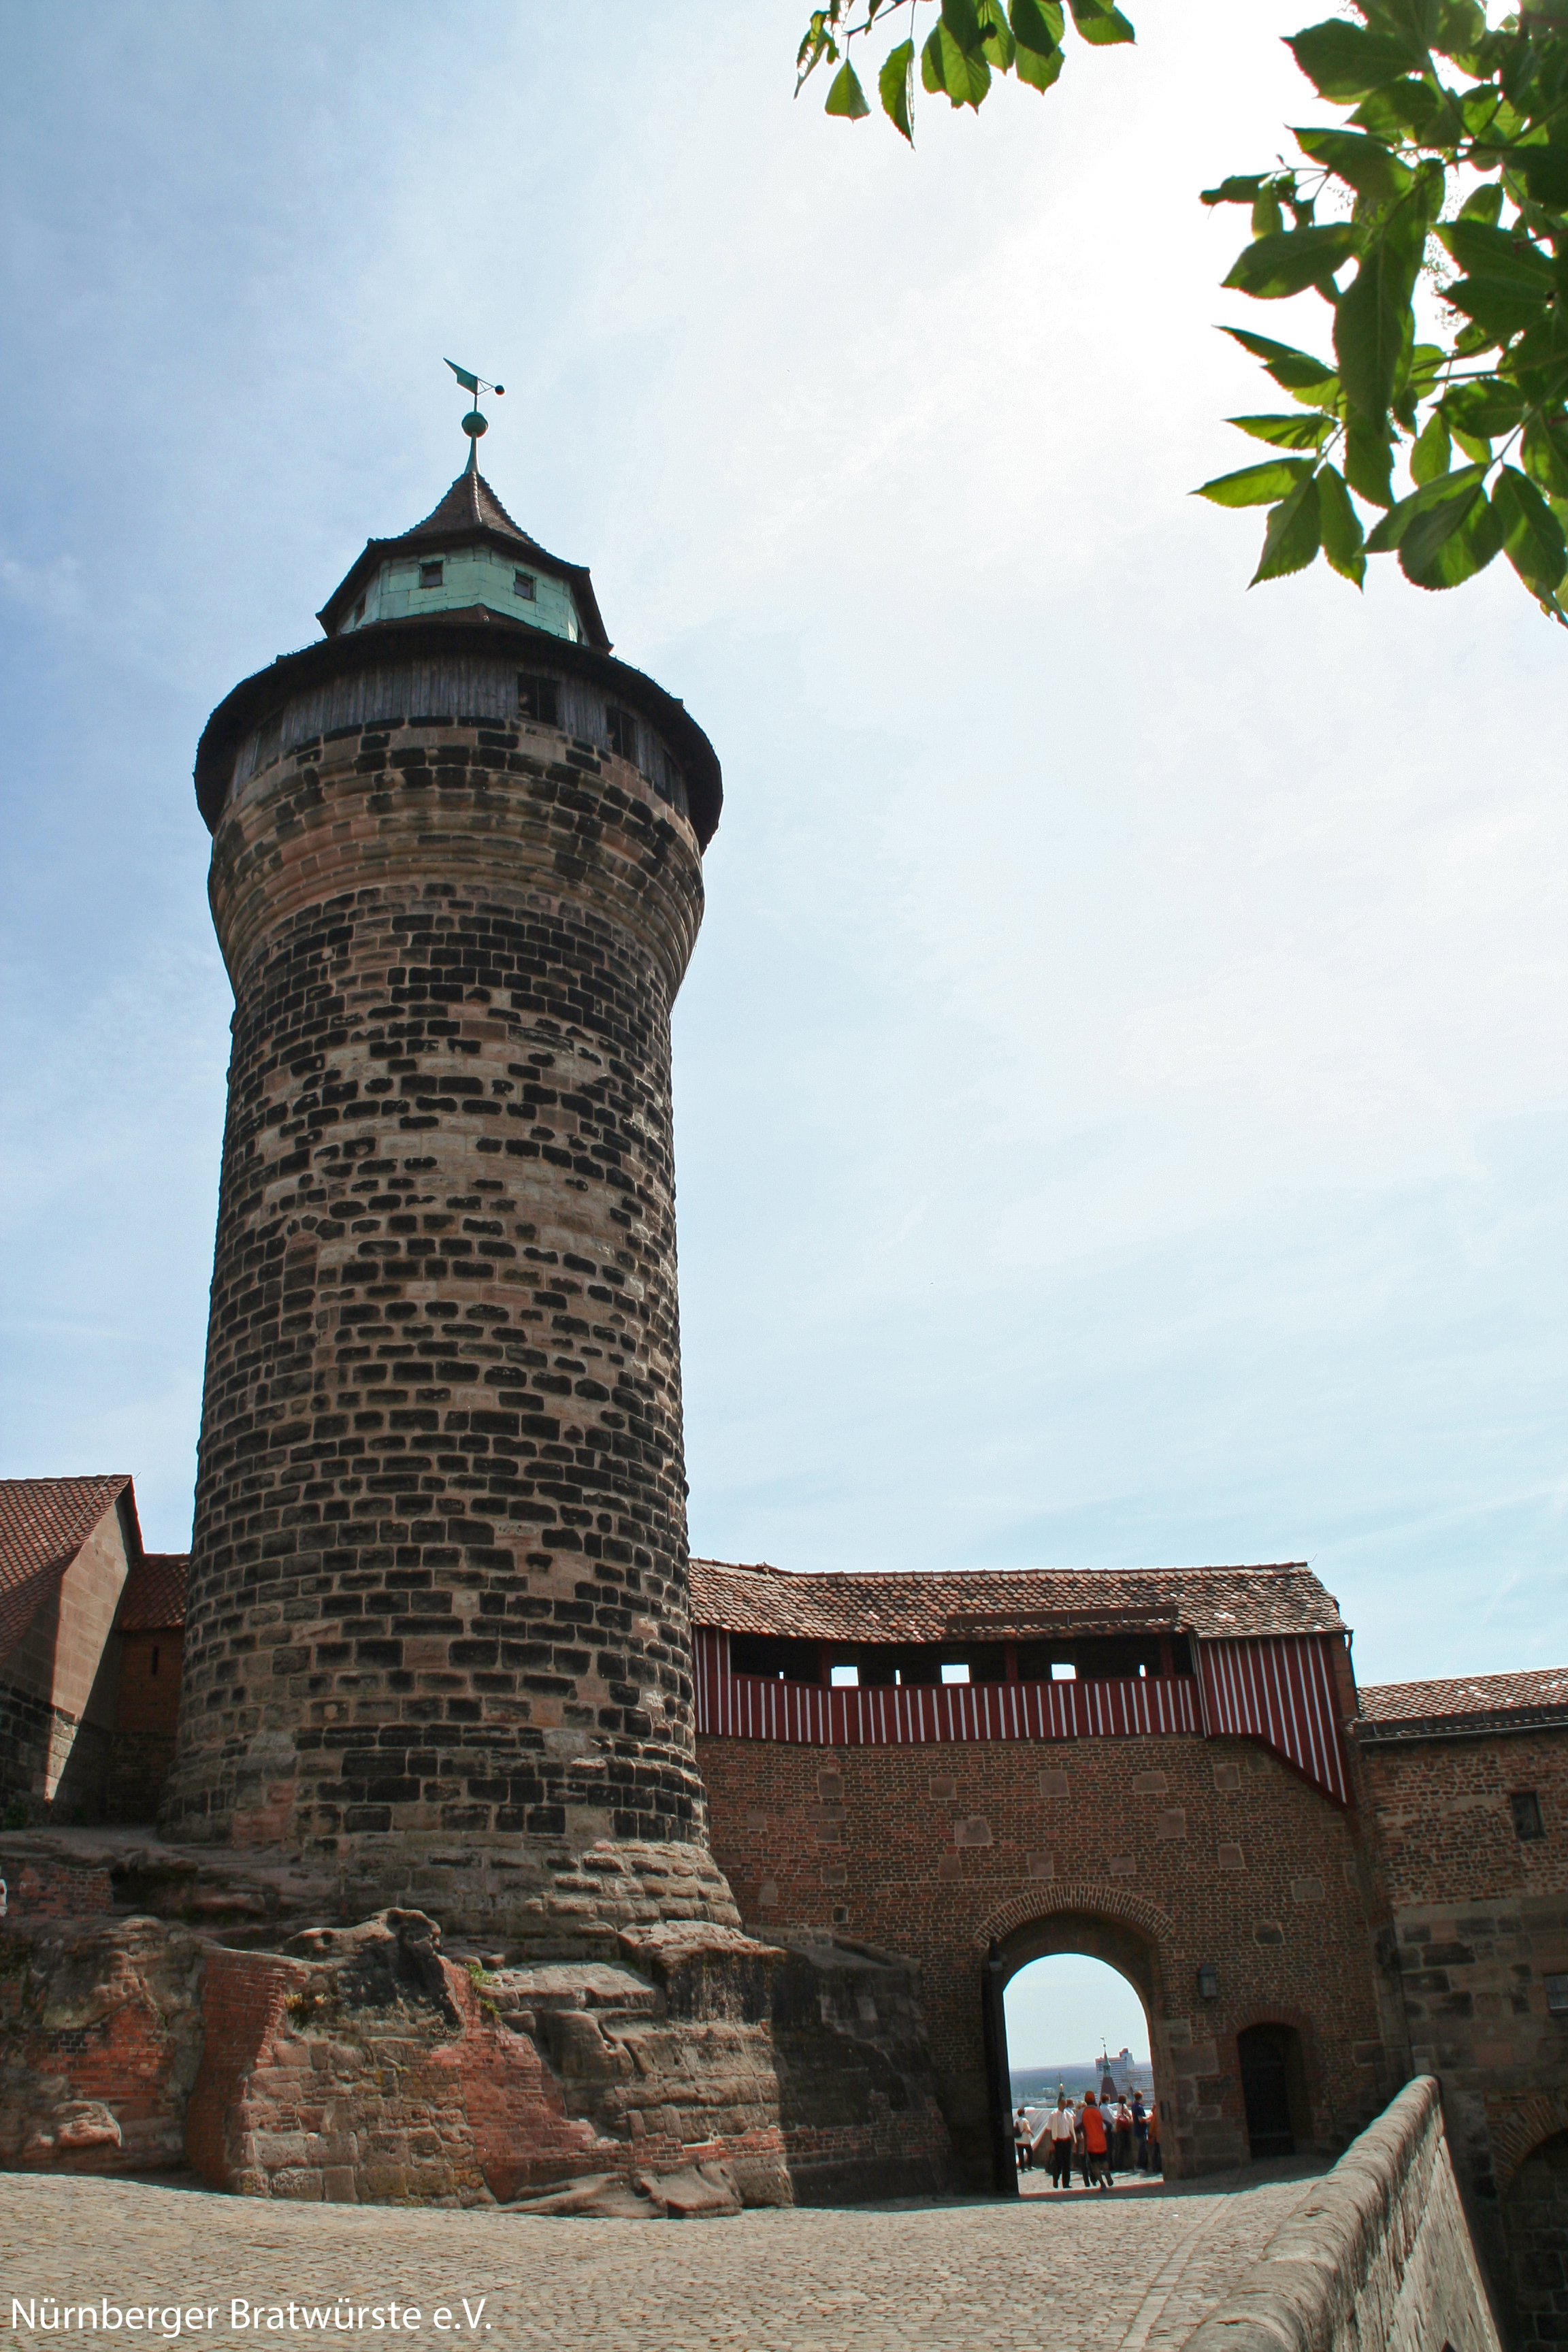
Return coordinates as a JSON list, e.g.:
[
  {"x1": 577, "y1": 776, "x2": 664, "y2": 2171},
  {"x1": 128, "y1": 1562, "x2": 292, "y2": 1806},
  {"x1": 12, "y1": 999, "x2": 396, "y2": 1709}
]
[{"x1": 316, "y1": 463, "x2": 610, "y2": 648}]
